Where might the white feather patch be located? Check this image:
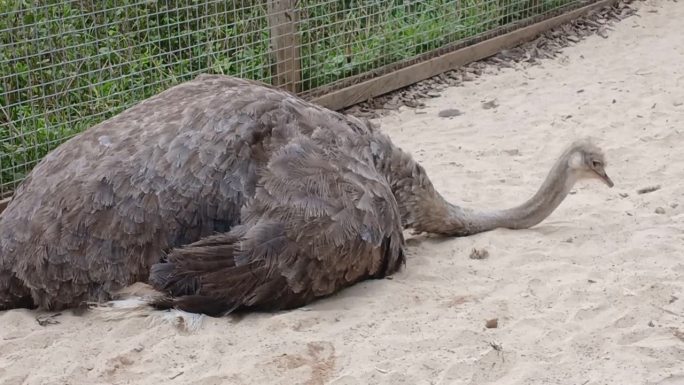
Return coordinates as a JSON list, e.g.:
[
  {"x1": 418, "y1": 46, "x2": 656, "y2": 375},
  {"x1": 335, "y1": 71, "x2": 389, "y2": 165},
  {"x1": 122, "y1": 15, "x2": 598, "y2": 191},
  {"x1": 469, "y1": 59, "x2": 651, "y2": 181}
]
[
  {"x1": 88, "y1": 297, "x2": 206, "y2": 333},
  {"x1": 568, "y1": 152, "x2": 584, "y2": 170}
]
